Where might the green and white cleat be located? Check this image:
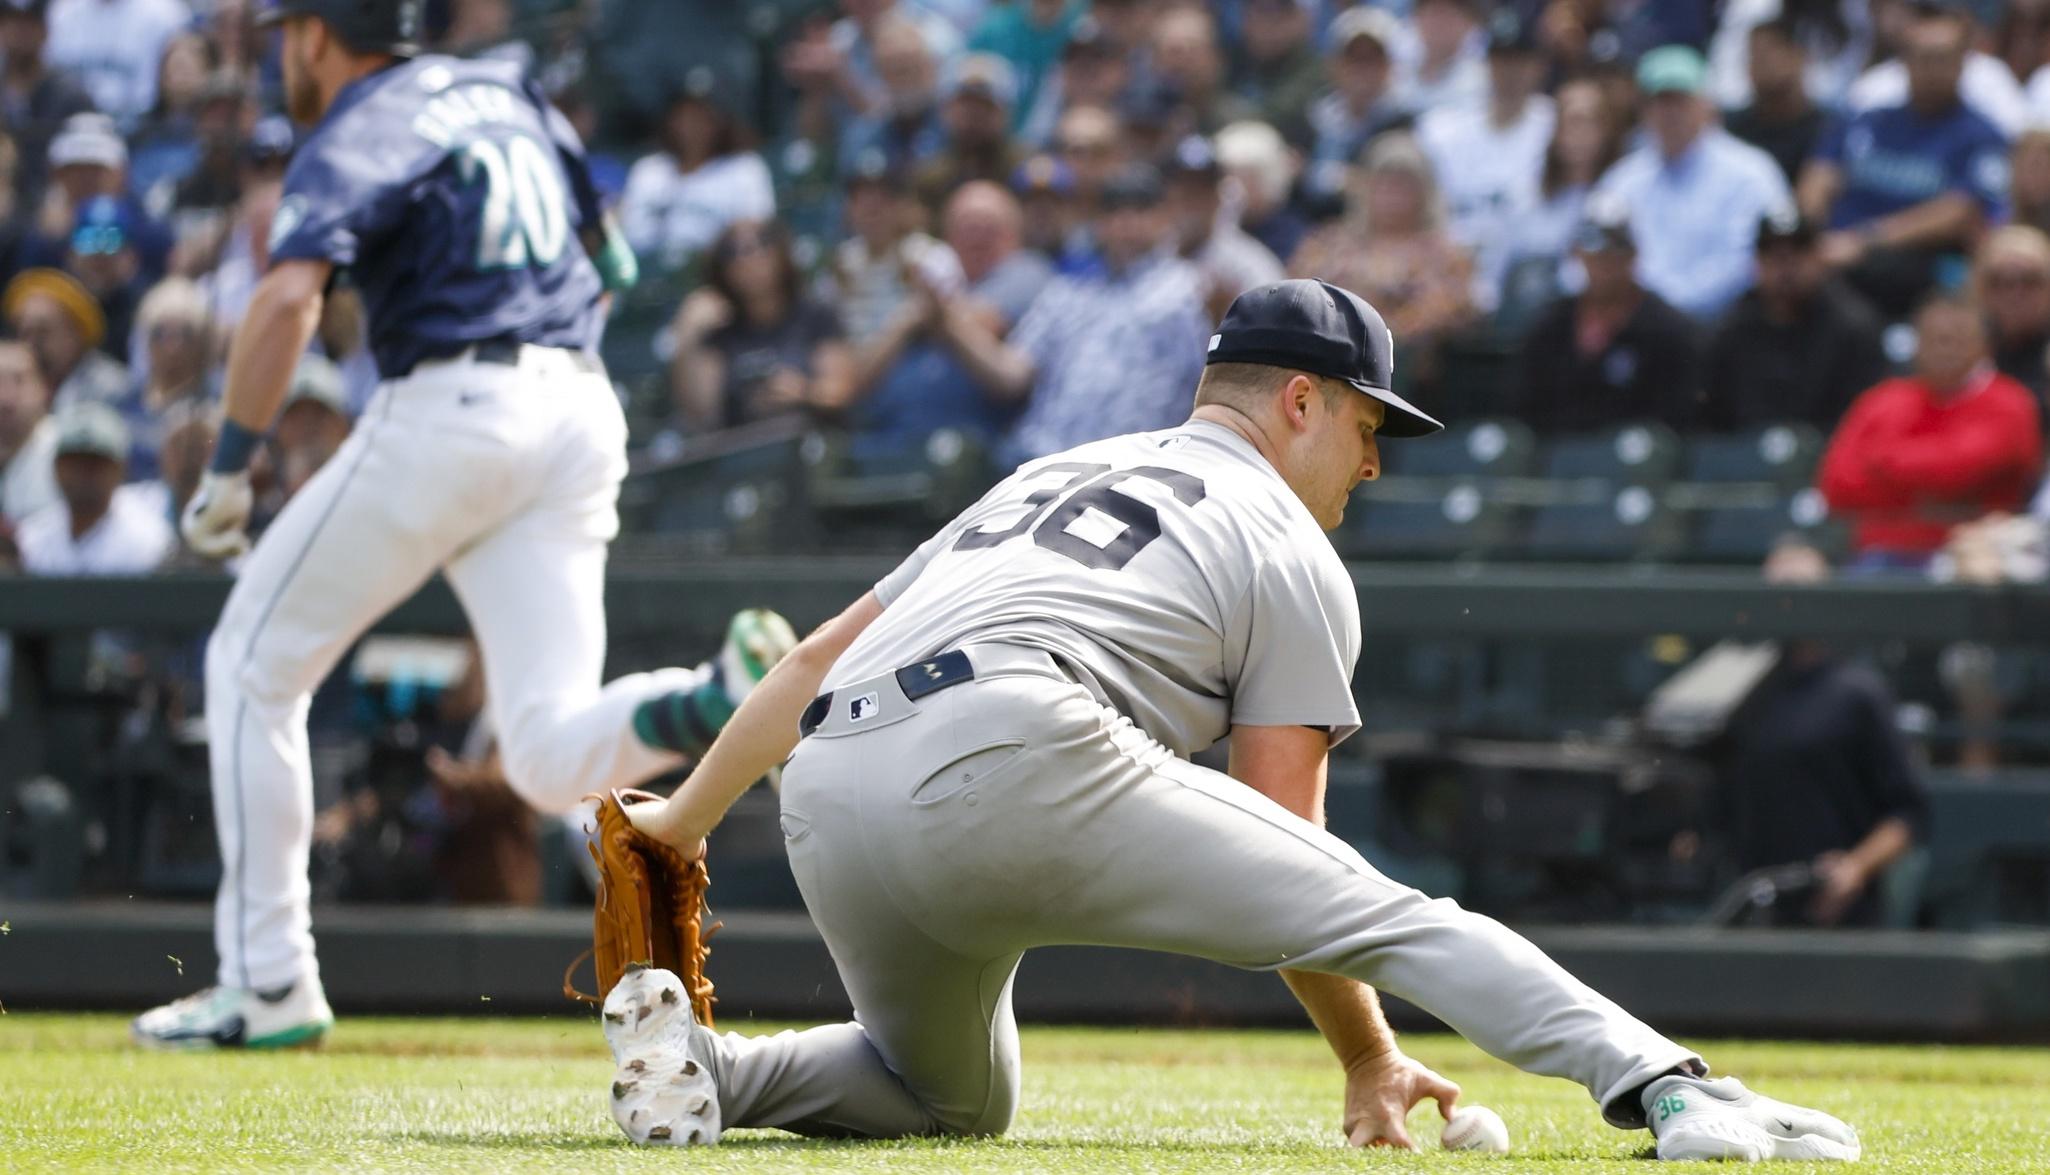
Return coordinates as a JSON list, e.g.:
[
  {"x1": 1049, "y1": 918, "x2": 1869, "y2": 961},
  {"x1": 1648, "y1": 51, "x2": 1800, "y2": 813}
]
[
  {"x1": 1645, "y1": 1074, "x2": 1861, "y2": 1162},
  {"x1": 717, "y1": 608, "x2": 797, "y2": 706},
  {"x1": 131, "y1": 975, "x2": 334, "y2": 1050}
]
